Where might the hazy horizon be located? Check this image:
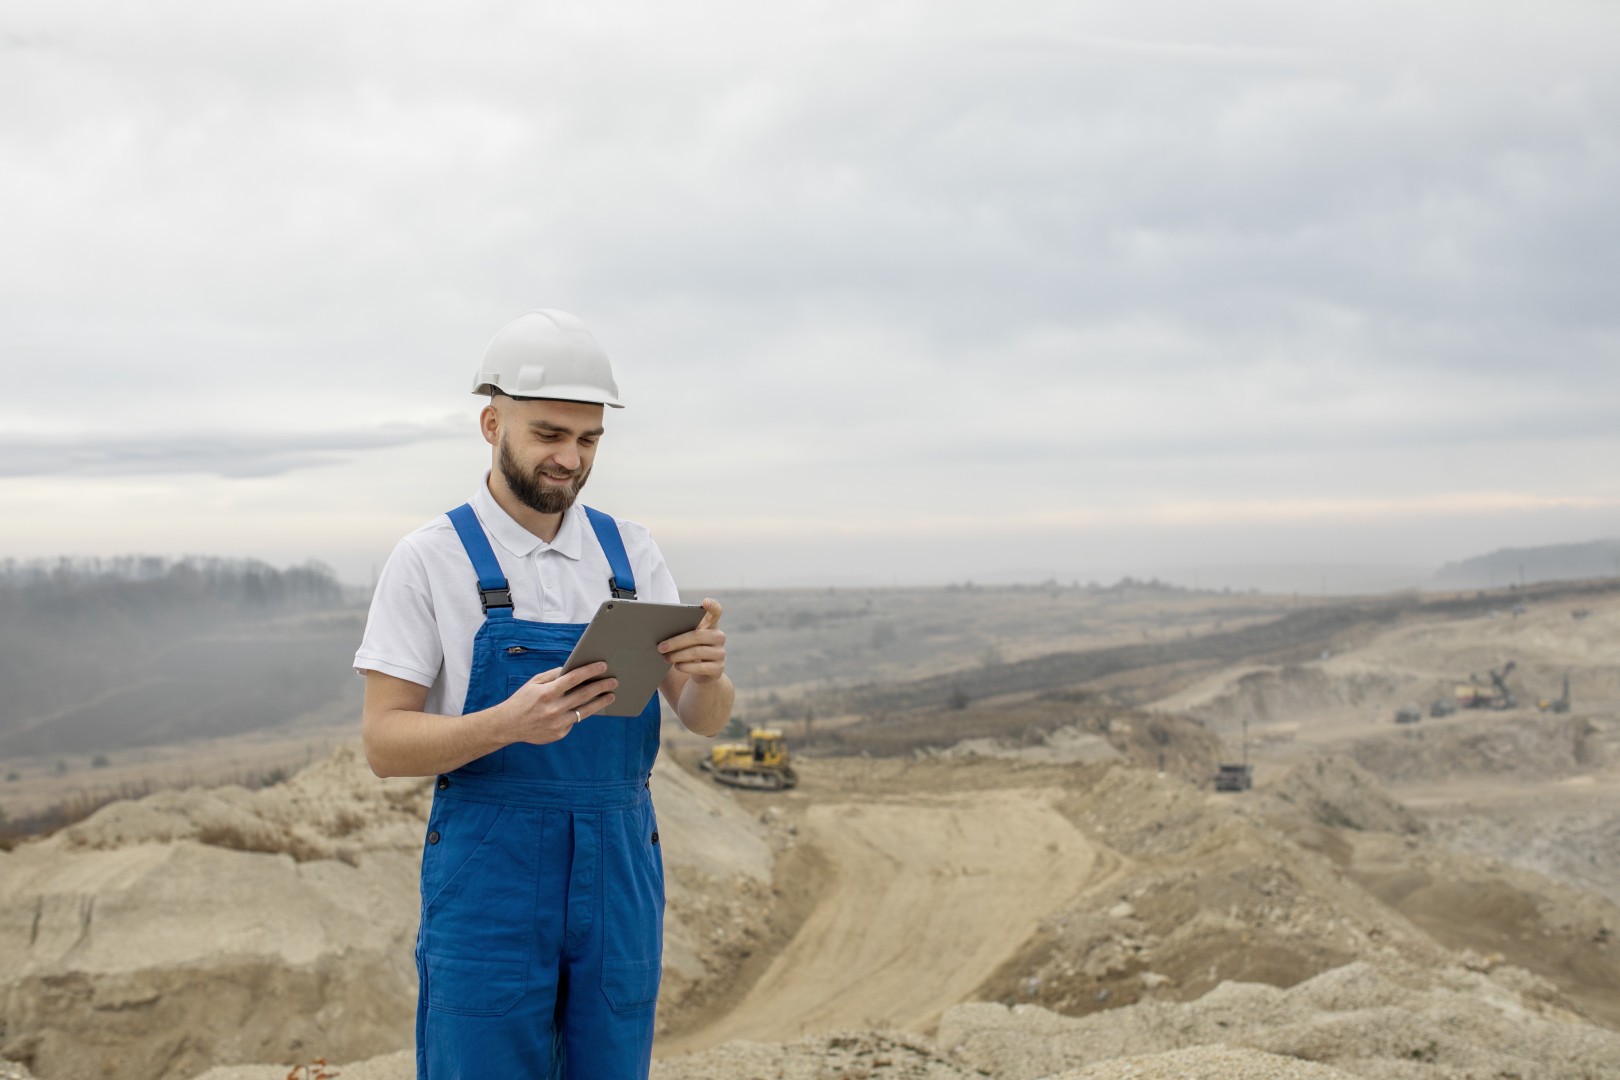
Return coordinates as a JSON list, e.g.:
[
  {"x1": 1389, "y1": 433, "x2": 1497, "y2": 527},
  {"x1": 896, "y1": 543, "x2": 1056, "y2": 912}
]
[{"x1": 8, "y1": 539, "x2": 1617, "y2": 598}]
